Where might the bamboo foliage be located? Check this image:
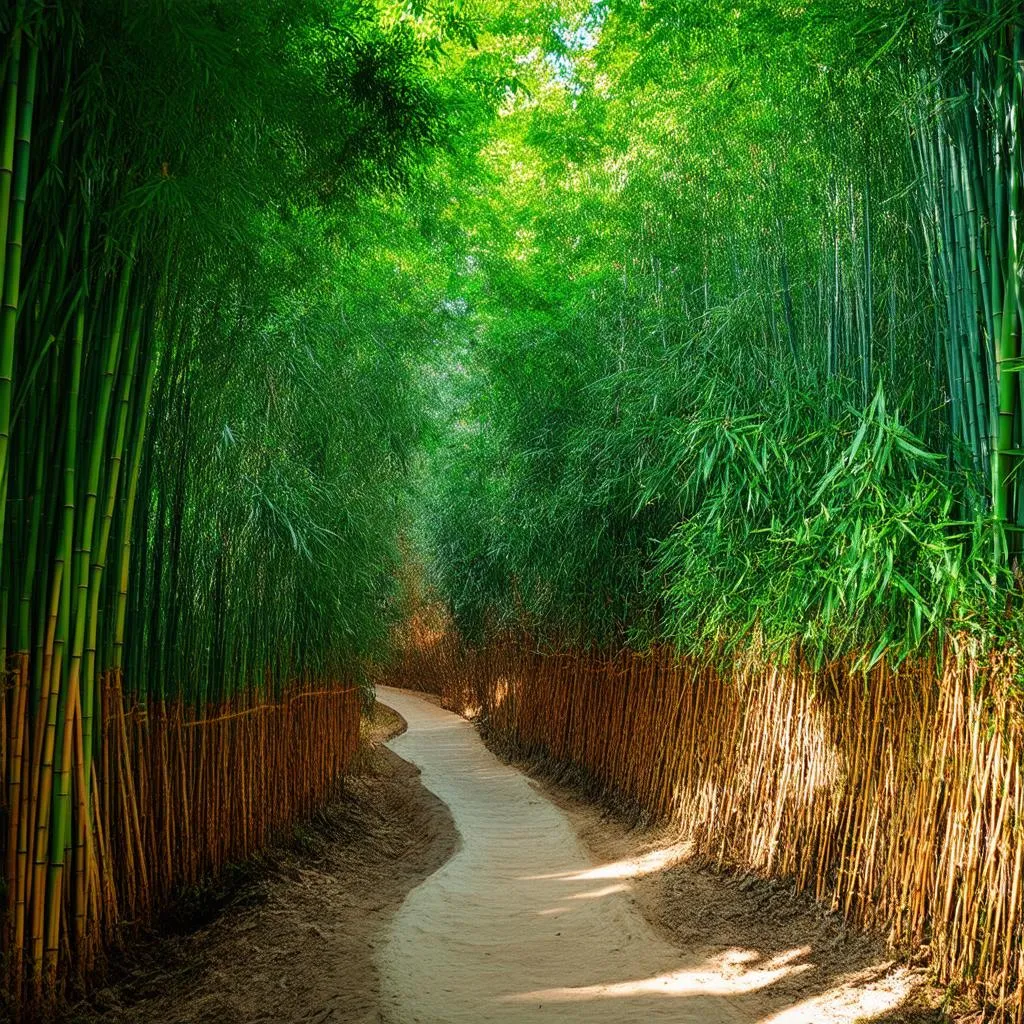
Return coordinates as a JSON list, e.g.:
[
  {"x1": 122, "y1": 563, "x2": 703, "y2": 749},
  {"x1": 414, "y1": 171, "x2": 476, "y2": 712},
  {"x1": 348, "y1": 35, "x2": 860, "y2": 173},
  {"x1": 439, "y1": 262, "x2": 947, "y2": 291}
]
[
  {"x1": 416, "y1": 1, "x2": 1024, "y2": 662},
  {"x1": 0, "y1": 0, "x2": 468, "y2": 1013}
]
